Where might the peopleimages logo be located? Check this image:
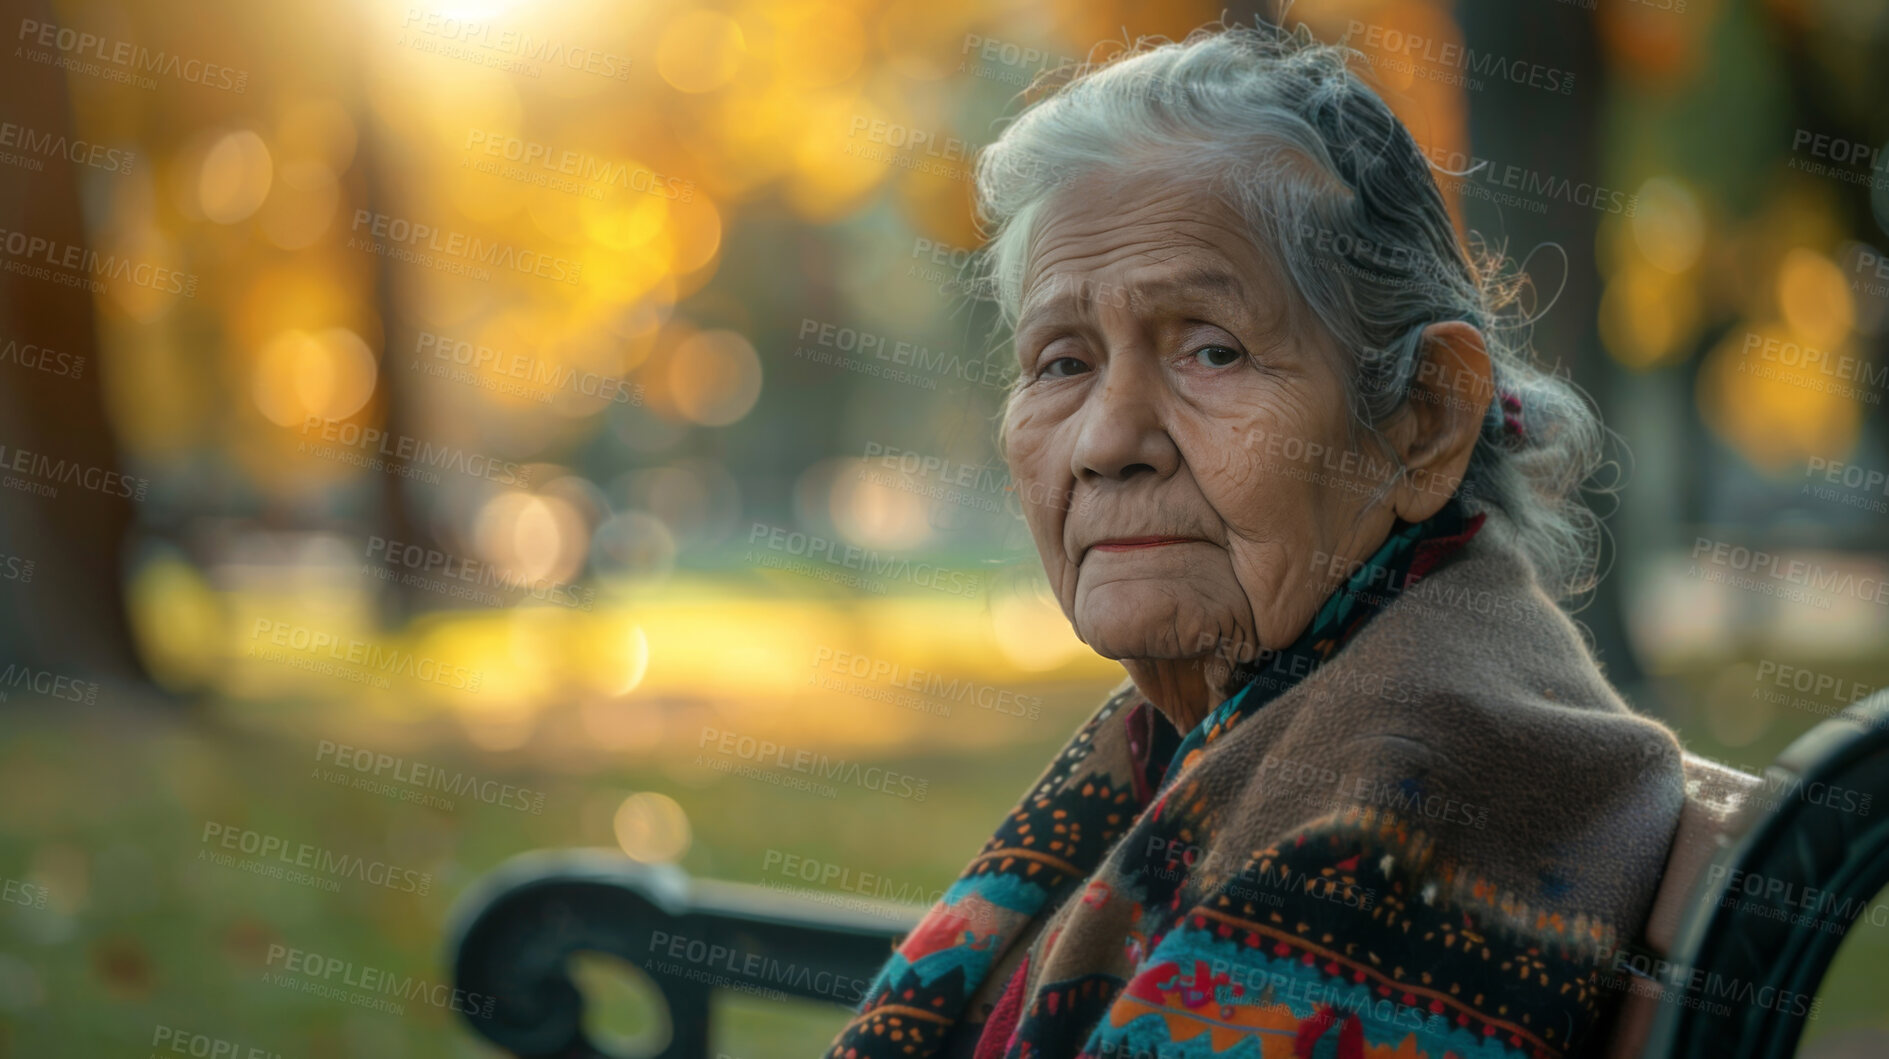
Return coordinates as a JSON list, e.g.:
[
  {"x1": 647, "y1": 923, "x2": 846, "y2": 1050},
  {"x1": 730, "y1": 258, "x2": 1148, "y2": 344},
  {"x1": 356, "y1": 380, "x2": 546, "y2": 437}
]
[
  {"x1": 348, "y1": 209, "x2": 583, "y2": 285},
  {"x1": 794, "y1": 317, "x2": 1013, "y2": 390},
  {"x1": 1789, "y1": 128, "x2": 1889, "y2": 191},
  {"x1": 1417, "y1": 144, "x2": 1637, "y2": 216},
  {"x1": 0, "y1": 120, "x2": 135, "y2": 174},
  {"x1": 959, "y1": 33, "x2": 1081, "y2": 75},
  {"x1": 647, "y1": 929, "x2": 869, "y2": 1004},
  {"x1": 1606, "y1": 950, "x2": 1820, "y2": 1020},
  {"x1": 0, "y1": 442, "x2": 150, "y2": 501},
  {"x1": 1344, "y1": 20, "x2": 1574, "y2": 95},
  {"x1": 0, "y1": 337, "x2": 84, "y2": 379},
  {"x1": 462, "y1": 131, "x2": 693, "y2": 203},
  {"x1": 1748, "y1": 771, "x2": 1872, "y2": 817},
  {"x1": 249, "y1": 619, "x2": 484, "y2": 692},
  {"x1": 855, "y1": 441, "x2": 1012, "y2": 514},
  {"x1": 1707, "y1": 864, "x2": 1889, "y2": 931},
  {"x1": 1255, "y1": 754, "x2": 1489, "y2": 830},
  {"x1": 398, "y1": 10, "x2": 633, "y2": 81},
  {"x1": 264, "y1": 943, "x2": 495, "y2": 1019},
  {"x1": 15, "y1": 19, "x2": 250, "y2": 92},
  {"x1": 0, "y1": 663, "x2": 100, "y2": 704},
  {"x1": 297, "y1": 416, "x2": 530, "y2": 486},
  {"x1": 759, "y1": 849, "x2": 946, "y2": 906},
  {"x1": 0, "y1": 227, "x2": 197, "y2": 296},
  {"x1": 906, "y1": 236, "x2": 977, "y2": 295},
  {"x1": 1804, "y1": 456, "x2": 1889, "y2": 515},
  {"x1": 150, "y1": 1024, "x2": 282, "y2": 1059},
  {"x1": 415, "y1": 330, "x2": 642, "y2": 406},
  {"x1": 0, "y1": 551, "x2": 32, "y2": 584},
  {"x1": 1691, "y1": 537, "x2": 1889, "y2": 607},
  {"x1": 696, "y1": 726, "x2": 929, "y2": 802},
  {"x1": 810, "y1": 646, "x2": 1042, "y2": 720},
  {"x1": 2, "y1": 878, "x2": 47, "y2": 909},
  {"x1": 746, "y1": 521, "x2": 984, "y2": 599},
  {"x1": 1200, "y1": 959, "x2": 1440, "y2": 1037},
  {"x1": 314, "y1": 740, "x2": 545, "y2": 814},
  {"x1": 365, "y1": 533, "x2": 595, "y2": 611},
  {"x1": 1753, "y1": 660, "x2": 1876, "y2": 708},
  {"x1": 199, "y1": 821, "x2": 433, "y2": 896},
  {"x1": 1740, "y1": 332, "x2": 1887, "y2": 405}
]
